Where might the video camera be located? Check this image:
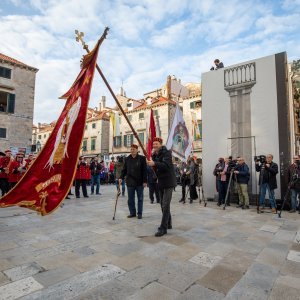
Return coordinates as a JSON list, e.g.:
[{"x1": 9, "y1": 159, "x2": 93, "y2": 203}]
[{"x1": 254, "y1": 155, "x2": 266, "y2": 164}]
